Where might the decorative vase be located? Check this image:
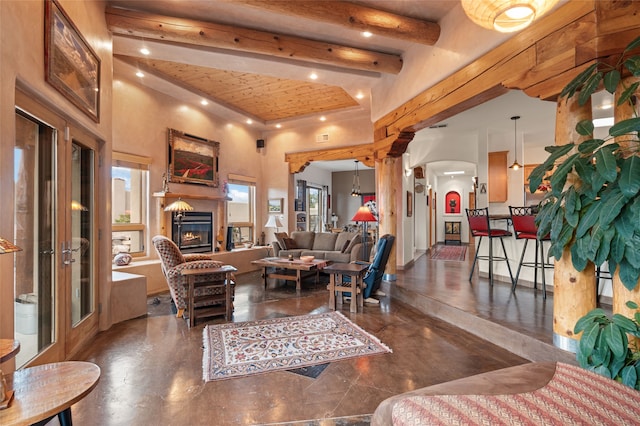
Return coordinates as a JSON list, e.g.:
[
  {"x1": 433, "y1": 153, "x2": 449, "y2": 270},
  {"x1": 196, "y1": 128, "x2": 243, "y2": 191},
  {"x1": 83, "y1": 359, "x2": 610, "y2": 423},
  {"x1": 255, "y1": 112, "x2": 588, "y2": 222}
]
[{"x1": 113, "y1": 252, "x2": 132, "y2": 266}]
